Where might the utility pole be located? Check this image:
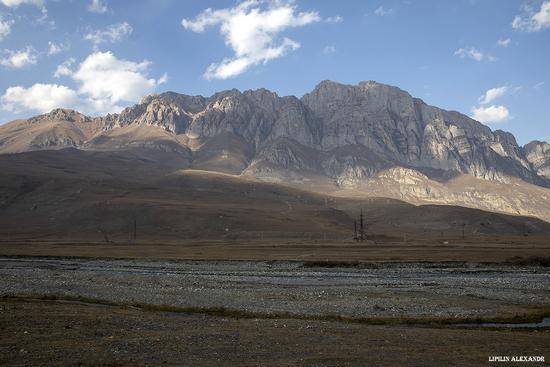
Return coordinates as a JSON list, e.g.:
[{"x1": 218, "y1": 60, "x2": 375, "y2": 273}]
[
  {"x1": 359, "y1": 209, "x2": 365, "y2": 241},
  {"x1": 354, "y1": 221, "x2": 358, "y2": 241},
  {"x1": 133, "y1": 214, "x2": 137, "y2": 242}
]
